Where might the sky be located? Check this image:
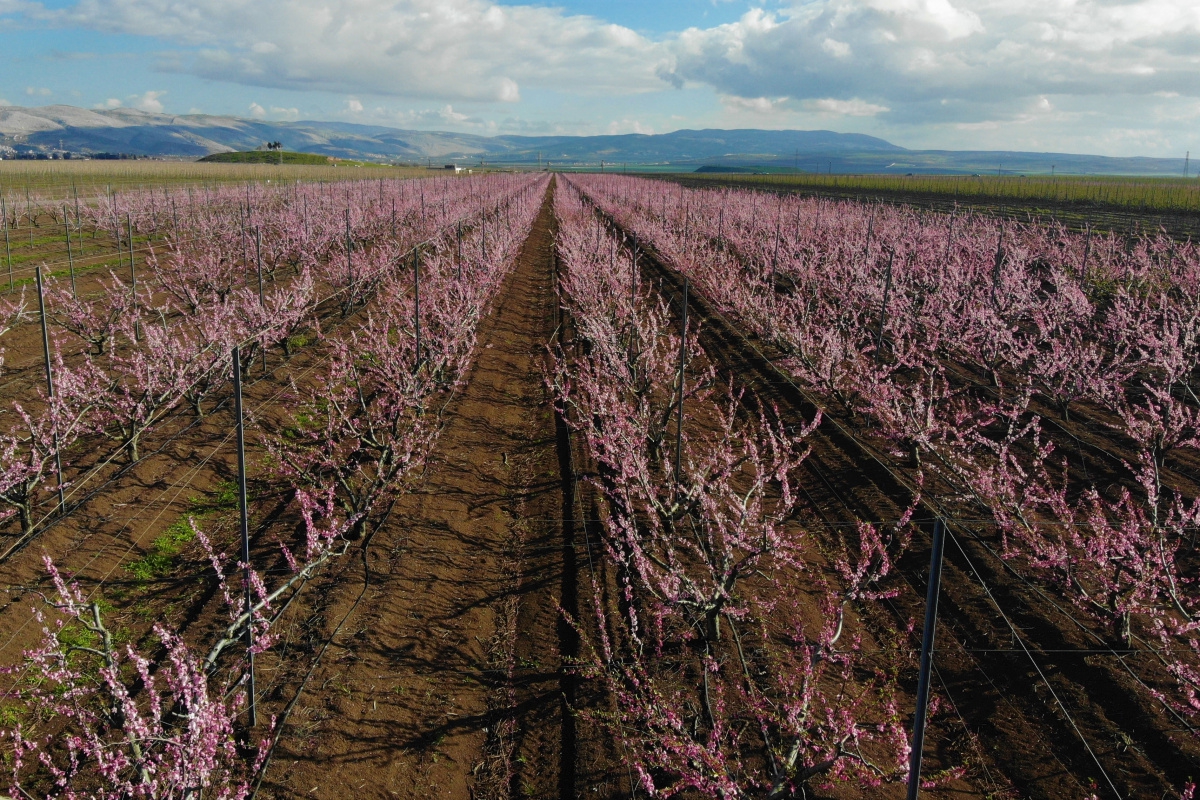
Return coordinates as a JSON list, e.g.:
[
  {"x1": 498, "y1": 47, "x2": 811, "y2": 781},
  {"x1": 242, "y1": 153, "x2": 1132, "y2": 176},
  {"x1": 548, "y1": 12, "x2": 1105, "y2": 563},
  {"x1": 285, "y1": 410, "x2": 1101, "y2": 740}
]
[{"x1": 1, "y1": 0, "x2": 1198, "y2": 157}]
